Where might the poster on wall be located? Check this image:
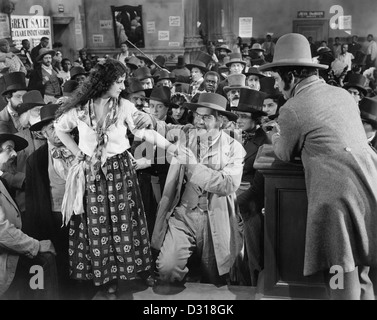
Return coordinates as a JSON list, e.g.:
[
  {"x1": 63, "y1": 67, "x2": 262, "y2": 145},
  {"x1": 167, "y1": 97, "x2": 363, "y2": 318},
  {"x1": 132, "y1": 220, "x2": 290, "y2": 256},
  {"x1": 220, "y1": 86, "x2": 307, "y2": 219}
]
[
  {"x1": 239, "y1": 17, "x2": 253, "y2": 38},
  {"x1": 100, "y1": 20, "x2": 113, "y2": 29},
  {"x1": 169, "y1": 16, "x2": 180, "y2": 27},
  {"x1": 147, "y1": 21, "x2": 155, "y2": 33},
  {"x1": 93, "y1": 34, "x2": 104, "y2": 44},
  {"x1": 0, "y1": 13, "x2": 10, "y2": 39},
  {"x1": 11, "y1": 15, "x2": 52, "y2": 50},
  {"x1": 158, "y1": 31, "x2": 170, "y2": 41},
  {"x1": 339, "y1": 16, "x2": 352, "y2": 30}
]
